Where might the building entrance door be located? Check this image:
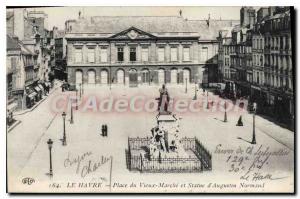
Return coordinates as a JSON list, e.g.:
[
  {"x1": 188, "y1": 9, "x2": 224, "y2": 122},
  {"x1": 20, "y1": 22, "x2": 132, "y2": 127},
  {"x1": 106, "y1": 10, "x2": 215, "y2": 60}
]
[{"x1": 129, "y1": 69, "x2": 138, "y2": 87}]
